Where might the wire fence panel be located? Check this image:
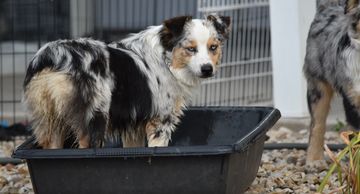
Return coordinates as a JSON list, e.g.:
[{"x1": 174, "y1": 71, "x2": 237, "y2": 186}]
[
  {"x1": 0, "y1": 0, "x2": 69, "y2": 124},
  {"x1": 194, "y1": 0, "x2": 272, "y2": 106}
]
